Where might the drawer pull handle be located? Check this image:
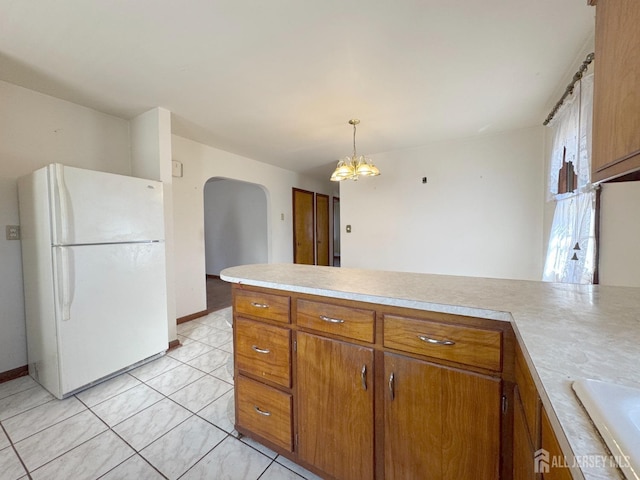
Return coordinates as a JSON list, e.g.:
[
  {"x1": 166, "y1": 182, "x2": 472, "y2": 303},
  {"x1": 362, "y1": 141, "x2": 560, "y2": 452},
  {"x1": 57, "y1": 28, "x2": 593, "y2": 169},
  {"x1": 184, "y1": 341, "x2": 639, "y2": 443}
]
[
  {"x1": 319, "y1": 315, "x2": 345, "y2": 324},
  {"x1": 254, "y1": 406, "x2": 271, "y2": 416},
  {"x1": 361, "y1": 364, "x2": 367, "y2": 391},
  {"x1": 251, "y1": 302, "x2": 269, "y2": 309},
  {"x1": 389, "y1": 372, "x2": 395, "y2": 401},
  {"x1": 252, "y1": 345, "x2": 270, "y2": 354},
  {"x1": 418, "y1": 335, "x2": 455, "y2": 346}
]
